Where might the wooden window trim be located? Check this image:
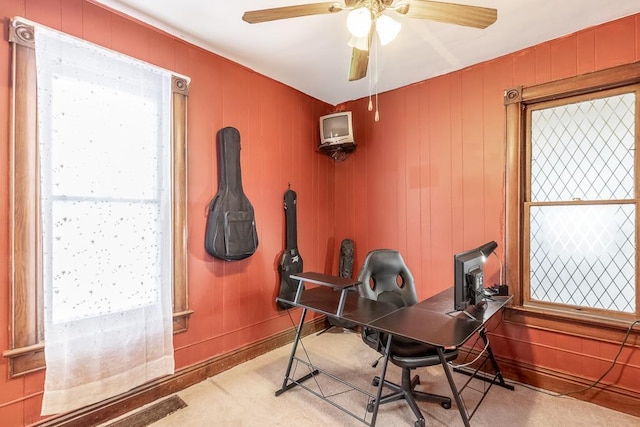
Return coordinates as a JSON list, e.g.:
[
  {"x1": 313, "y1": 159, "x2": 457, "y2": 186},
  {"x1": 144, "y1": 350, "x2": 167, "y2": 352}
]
[
  {"x1": 3, "y1": 18, "x2": 192, "y2": 378},
  {"x1": 171, "y1": 75, "x2": 193, "y2": 334},
  {"x1": 504, "y1": 61, "x2": 640, "y2": 339}
]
